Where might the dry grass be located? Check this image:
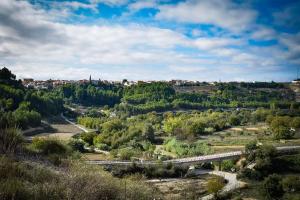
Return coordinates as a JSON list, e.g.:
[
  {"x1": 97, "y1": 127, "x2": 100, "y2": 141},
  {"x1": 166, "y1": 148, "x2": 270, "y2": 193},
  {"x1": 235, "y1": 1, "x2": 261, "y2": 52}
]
[
  {"x1": 149, "y1": 175, "x2": 210, "y2": 199},
  {"x1": 82, "y1": 153, "x2": 111, "y2": 161}
]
